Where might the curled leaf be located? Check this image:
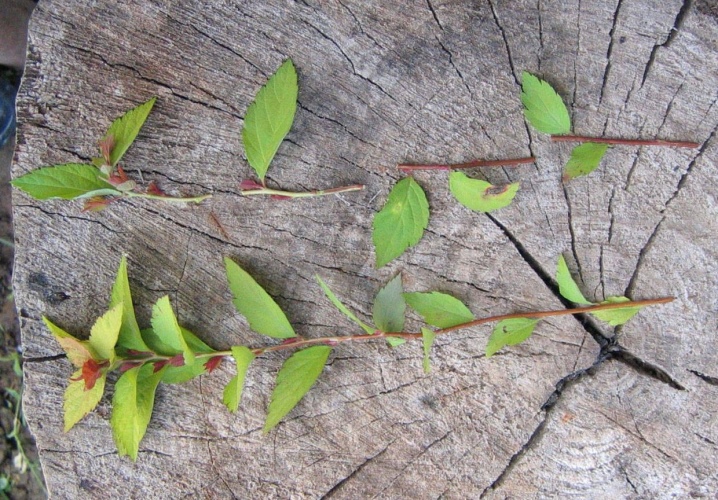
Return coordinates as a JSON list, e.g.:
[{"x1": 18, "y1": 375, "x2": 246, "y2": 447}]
[
  {"x1": 449, "y1": 172, "x2": 519, "y2": 213},
  {"x1": 556, "y1": 255, "x2": 591, "y2": 305},
  {"x1": 315, "y1": 275, "x2": 374, "y2": 334},
  {"x1": 591, "y1": 296, "x2": 642, "y2": 326}
]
